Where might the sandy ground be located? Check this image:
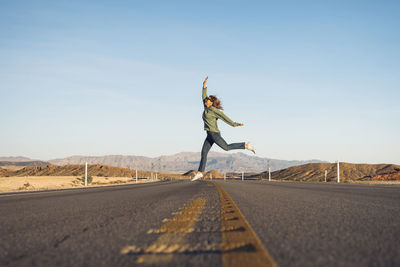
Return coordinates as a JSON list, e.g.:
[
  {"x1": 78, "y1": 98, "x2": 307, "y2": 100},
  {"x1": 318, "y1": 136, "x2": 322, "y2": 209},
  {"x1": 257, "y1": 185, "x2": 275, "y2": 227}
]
[{"x1": 0, "y1": 176, "x2": 160, "y2": 193}]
